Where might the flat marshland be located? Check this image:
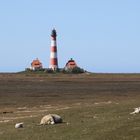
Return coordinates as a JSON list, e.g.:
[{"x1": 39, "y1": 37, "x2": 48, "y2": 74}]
[{"x1": 0, "y1": 73, "x2": 140, "y2": 140}]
